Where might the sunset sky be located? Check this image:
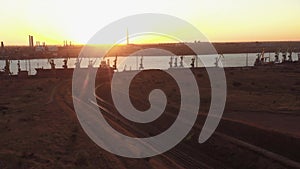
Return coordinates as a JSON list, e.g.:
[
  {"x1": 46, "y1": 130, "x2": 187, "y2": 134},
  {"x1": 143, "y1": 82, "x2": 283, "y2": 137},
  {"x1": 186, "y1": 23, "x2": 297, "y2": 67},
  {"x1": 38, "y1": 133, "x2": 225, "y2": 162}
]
[{"x1": 1, "y1": 0, "x2": 300, "y2": 45}]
